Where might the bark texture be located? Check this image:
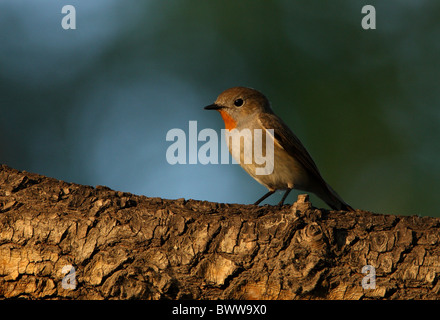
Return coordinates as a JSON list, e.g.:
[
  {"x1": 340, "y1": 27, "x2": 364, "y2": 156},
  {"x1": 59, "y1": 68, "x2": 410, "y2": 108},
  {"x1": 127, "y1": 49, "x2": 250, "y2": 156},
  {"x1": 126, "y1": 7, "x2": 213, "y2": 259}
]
[{"x1": 0, "y1": 164, "x2": 440, "y2": 300}]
